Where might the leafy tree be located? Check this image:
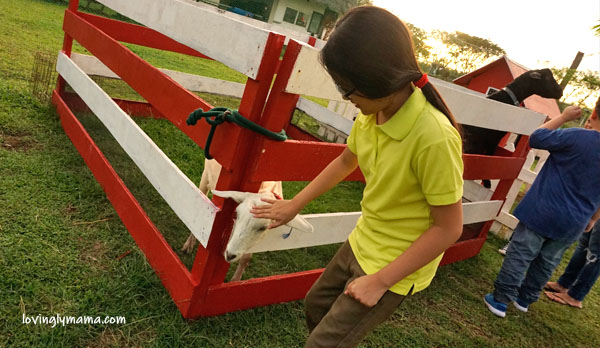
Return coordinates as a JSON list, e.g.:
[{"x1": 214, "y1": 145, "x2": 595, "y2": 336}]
[
  {"x1": 551, "y1": 67, "x2": 600, "y2": 111},
  {"x1": 435, "y1": 30, "x2": 505, "y2": 73},
  {"x1": 406, "y1": 23, "x2": 430, "y2": 60}
]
